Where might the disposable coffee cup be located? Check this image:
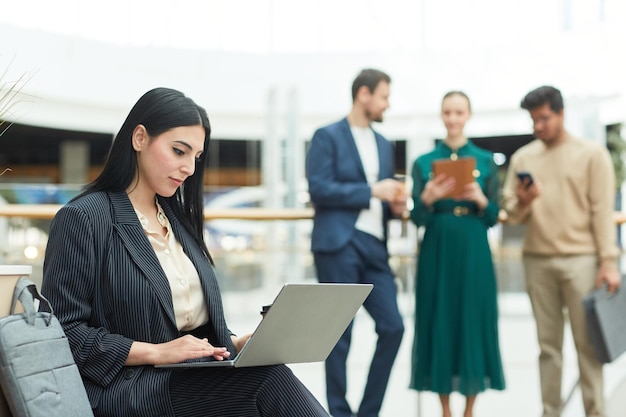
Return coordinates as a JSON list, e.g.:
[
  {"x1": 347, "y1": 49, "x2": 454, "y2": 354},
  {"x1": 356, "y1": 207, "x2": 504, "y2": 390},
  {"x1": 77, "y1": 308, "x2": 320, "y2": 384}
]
[{"x1": 260, "y1": 304, "x2": 272, "y2": 318}]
